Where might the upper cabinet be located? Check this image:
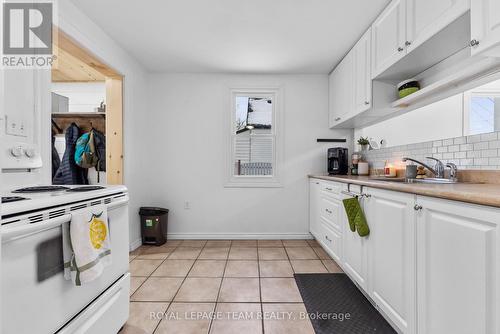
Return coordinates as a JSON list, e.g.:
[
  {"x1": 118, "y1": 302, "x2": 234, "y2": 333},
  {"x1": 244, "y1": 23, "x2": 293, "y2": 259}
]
[
  {"x1": 354, "y1": 29, "x2": 373, "y2": 113},
  {"x1": 329, "y1": 28, "x2": 372, "y2": 127},
  {"x1": 471, "y1": 0, "x2": 500, "y2": 56},
  {"x1": 407, "y1": 0, "x2": 470, "y2": 53},
  {"x1": 371, "y1": 0, "x2": 407, "y2": 78},
  {"x1": 328, "y1": 50, "x2": 354, "y2": 127},
  {"x1": 329, "y1": 0, "x2": 500, "y2": 129}
]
